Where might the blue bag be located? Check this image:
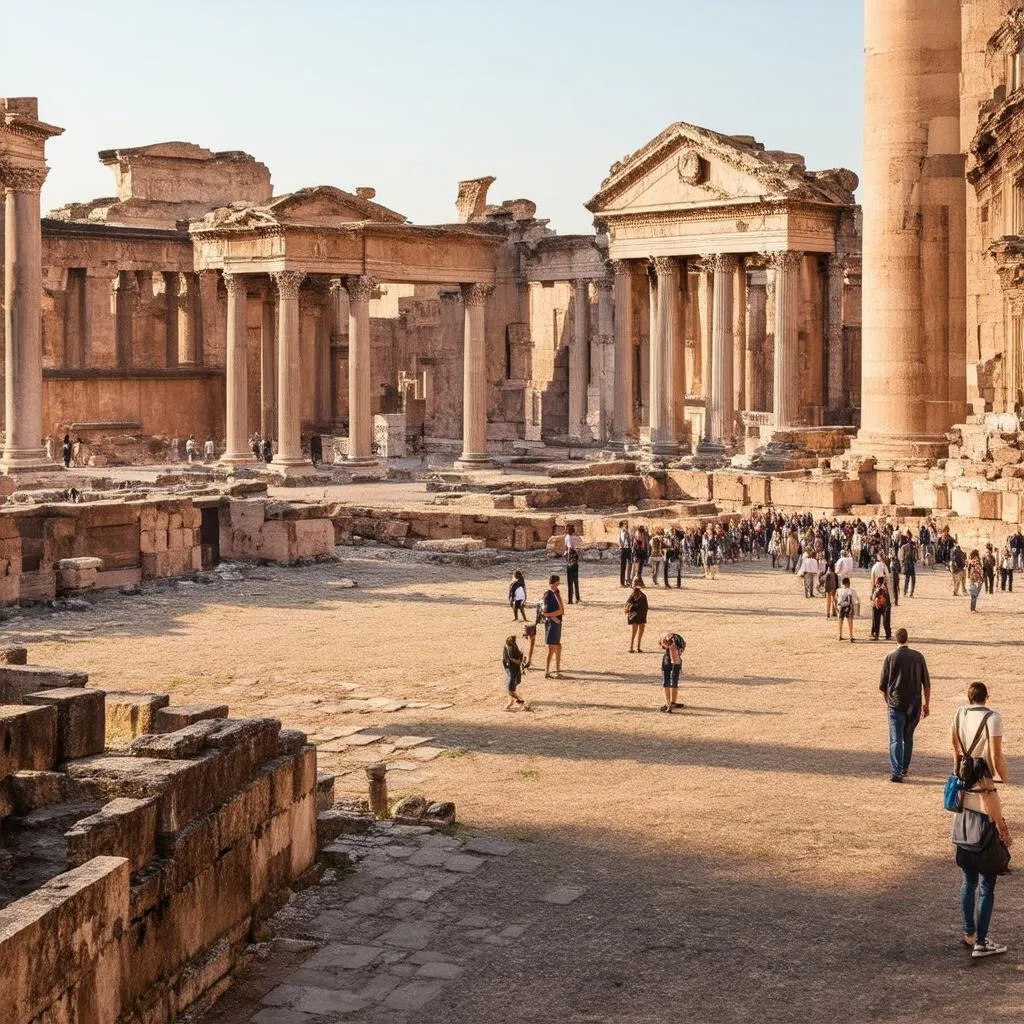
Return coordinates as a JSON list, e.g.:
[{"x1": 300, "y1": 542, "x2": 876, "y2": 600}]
[{"x1": 944, "y1": 774, "x2": 964, "y2": 813}]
